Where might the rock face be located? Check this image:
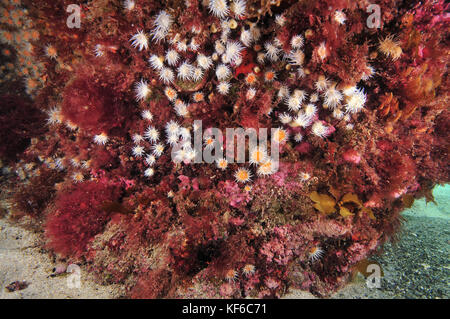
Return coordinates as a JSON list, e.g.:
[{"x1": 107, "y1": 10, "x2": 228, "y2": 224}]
[{"x1": 0, "y1": 0, "x2": 448, "y2": 298}]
